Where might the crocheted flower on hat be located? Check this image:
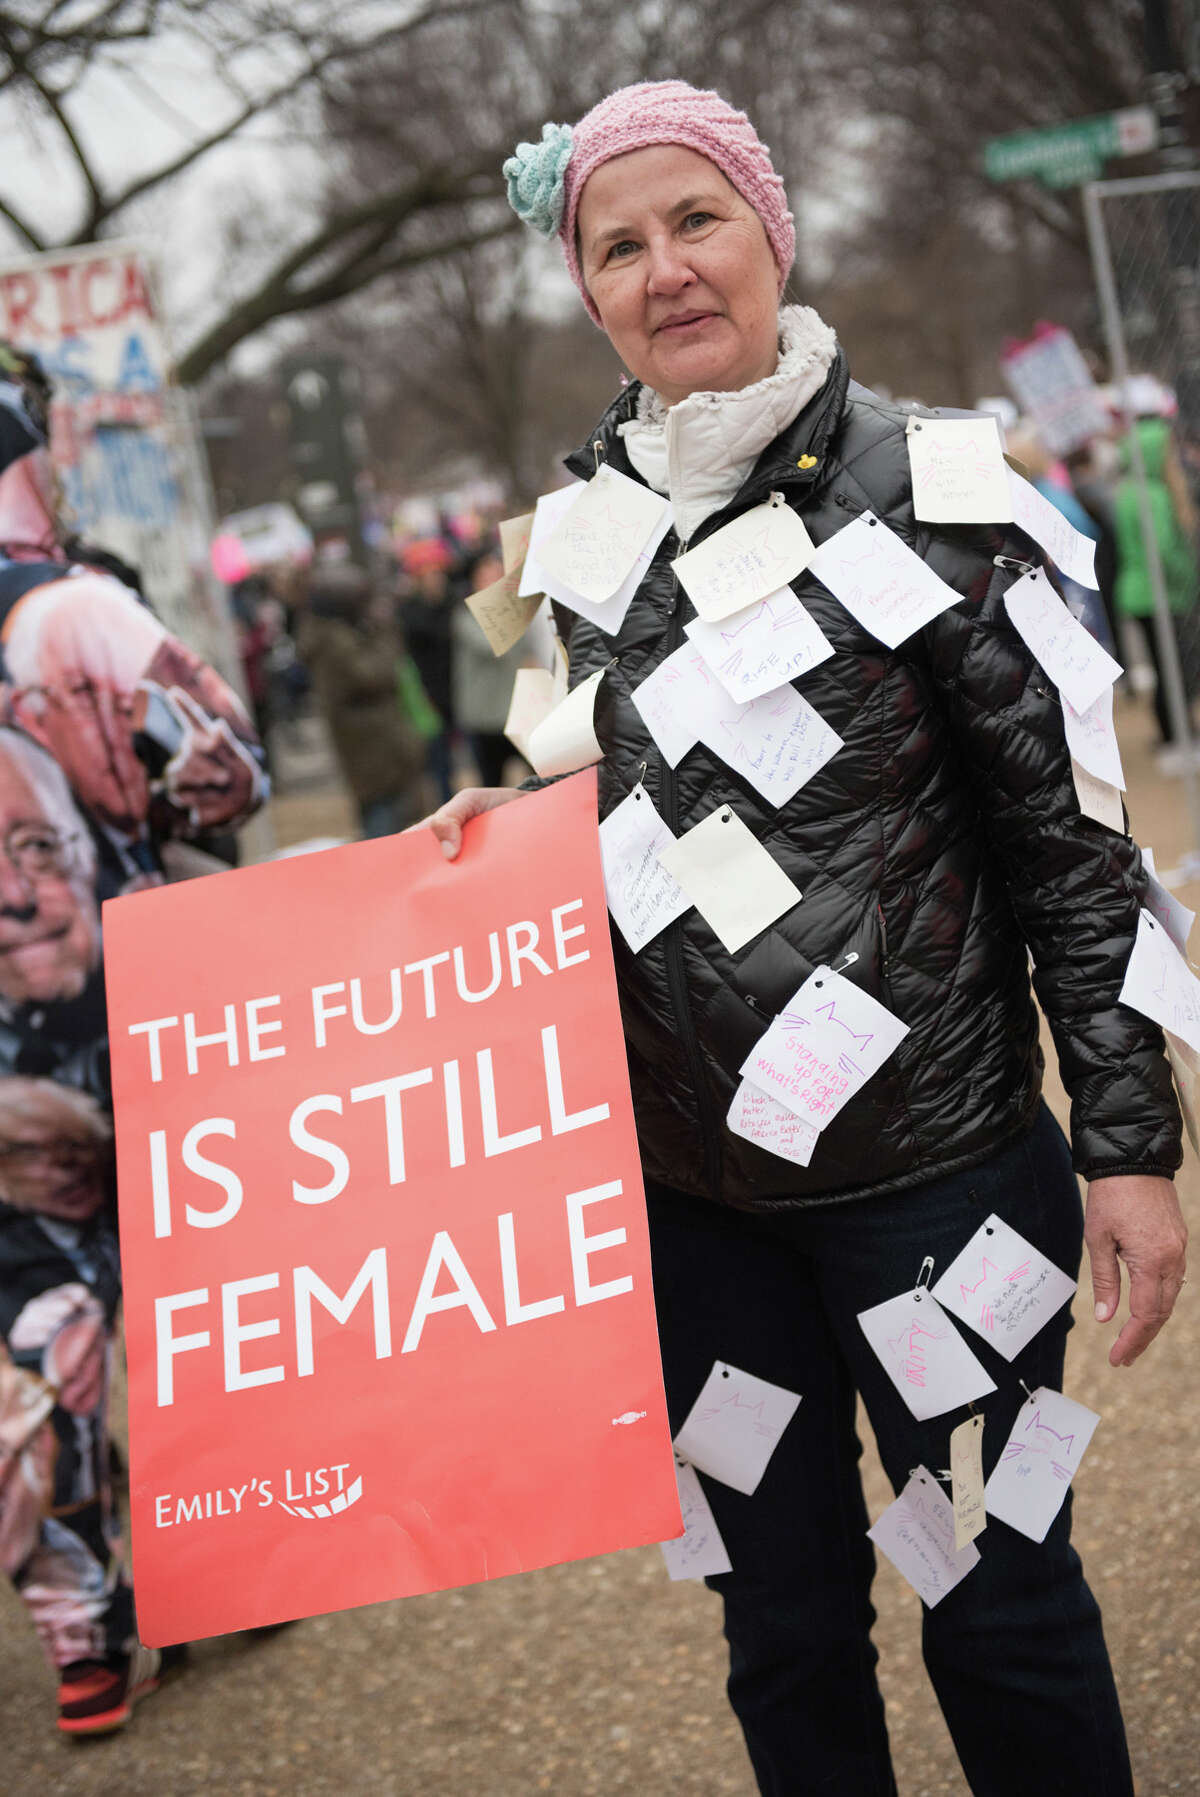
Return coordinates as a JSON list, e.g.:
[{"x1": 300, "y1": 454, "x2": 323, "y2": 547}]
[{"x1": 503, "y1": 122, "x2": 574, "y2": 237}]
